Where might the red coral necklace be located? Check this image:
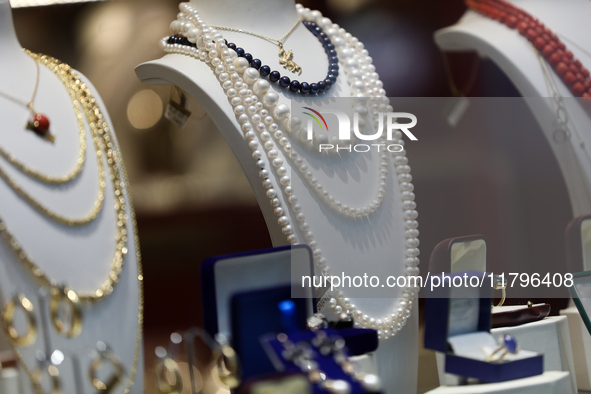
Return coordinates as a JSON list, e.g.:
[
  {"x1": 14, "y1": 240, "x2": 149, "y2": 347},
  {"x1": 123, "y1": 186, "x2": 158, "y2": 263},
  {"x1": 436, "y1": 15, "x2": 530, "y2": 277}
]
[{"x1": 466, "y1": 0, "x2": 591, "y2": 102}]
